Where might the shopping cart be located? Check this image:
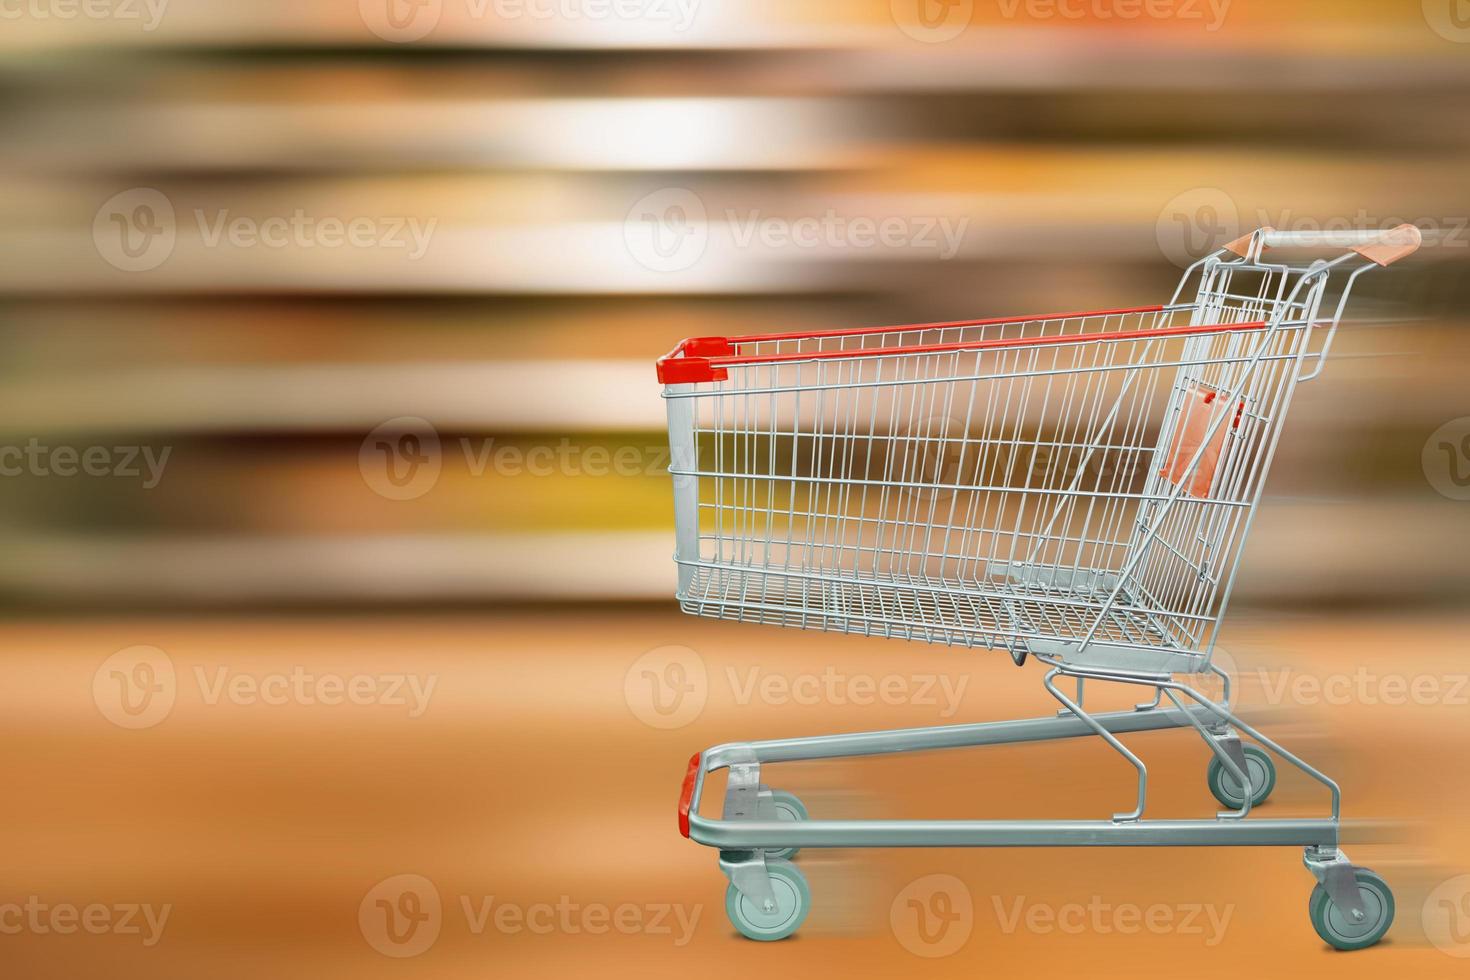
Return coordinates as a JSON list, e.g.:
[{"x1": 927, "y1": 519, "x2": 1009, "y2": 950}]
[{"x1": 657, "y1": 224, "x2": 1421, "y2": 948}]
